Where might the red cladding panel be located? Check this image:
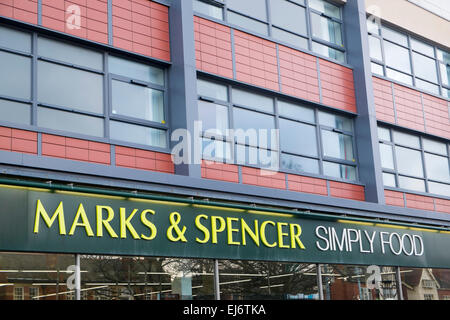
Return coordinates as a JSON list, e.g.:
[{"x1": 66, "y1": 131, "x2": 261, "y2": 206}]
[
  {"x1": 0, "y1": 127, "x2": 37, "y2": 154},
  {"x1": 434, "y1": 198, "x2": 450, "y2": 214},
  {"x1": 329, "y1": 181, "x2": 365, "y2": 201},
  {"x1": 372, "y1": 76, "x2": 395, "y2": 124},
  {"x1": 112, "y1": 0, "x2": 170, "y2": 61},
  {"x1": 194, "y1": 16, "x2": 233, "y2": 79},
  {"x1": 234, "y1": 30, "x2": 279, "y2": 91},
  {"x1": 287, "y1": 174, "x2": 328, "y2": 196},
  {"x1": 115, "y1": 145, "x2": 174, "y2": 173},
  {"x1": 278, "y1": 45, "x2": 320, "y2": 103},
  {"x1": 319, "y1": 59, "x2": 357, "y2": 113},
  {"x1": 393, "y1": 83, "x2": 425, "y2": 132},
  {"x1": 241, "y1": 166, "x2": 286, "y2": 190},
  {"x1": 422, "y1": 93, "x2": 450, "y2": 140},
  {"x1": 0, "y1": 0, "x2": 38, "y2": 25},
  {"x1": 201, "y1": 160, "x2": 239, "y2": 183},
  {"x1": 384, "y1": 190, "x2": 405, "y2": 207},
  {"x1": 405, "y1": 193, "x2": 435, "y2": 211},
  {"x1": 42, "y1": 0, "x2": 109, "y2": 44}
]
